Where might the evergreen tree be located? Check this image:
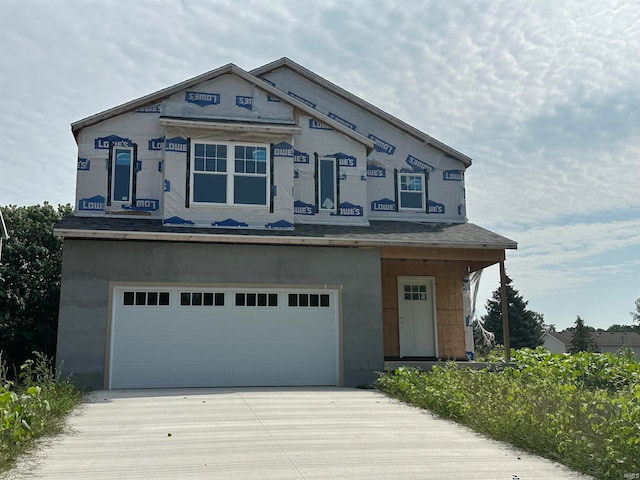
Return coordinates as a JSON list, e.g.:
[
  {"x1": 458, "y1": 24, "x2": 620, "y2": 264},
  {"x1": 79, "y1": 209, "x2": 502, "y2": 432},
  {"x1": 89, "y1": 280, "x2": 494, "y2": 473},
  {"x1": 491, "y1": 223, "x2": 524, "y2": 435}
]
[
  {"x1": 480, "y1": 274, "x2": 545, "y2": 349},
  {"x1": 569, "y1": 316, "x2": 599, "y2": 353}
]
